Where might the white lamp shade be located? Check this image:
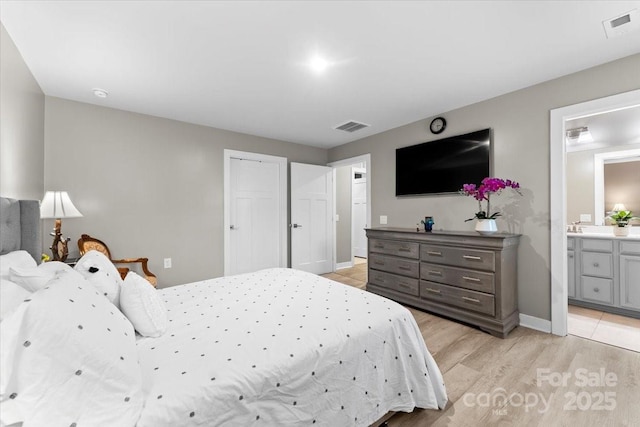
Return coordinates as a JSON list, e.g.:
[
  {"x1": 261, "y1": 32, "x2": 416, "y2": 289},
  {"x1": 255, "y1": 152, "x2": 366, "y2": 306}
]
[
  {"x1": 612, "y1": 203, "x2": 627, "y2": 212},
  {"x1": 40, "y1": 191, "x2": 83, "y2": 219}
]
